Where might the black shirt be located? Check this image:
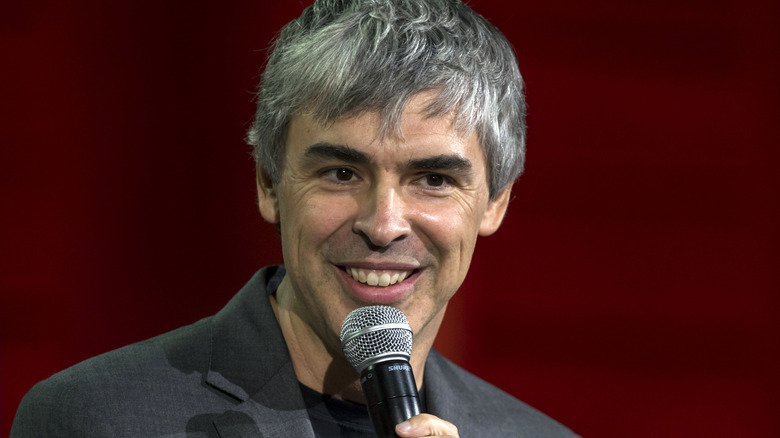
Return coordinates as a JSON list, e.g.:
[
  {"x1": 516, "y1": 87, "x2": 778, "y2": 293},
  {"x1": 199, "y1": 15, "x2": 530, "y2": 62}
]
[{"x1": 299, "y1": 383, "x2": 376, "y2": 438}]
